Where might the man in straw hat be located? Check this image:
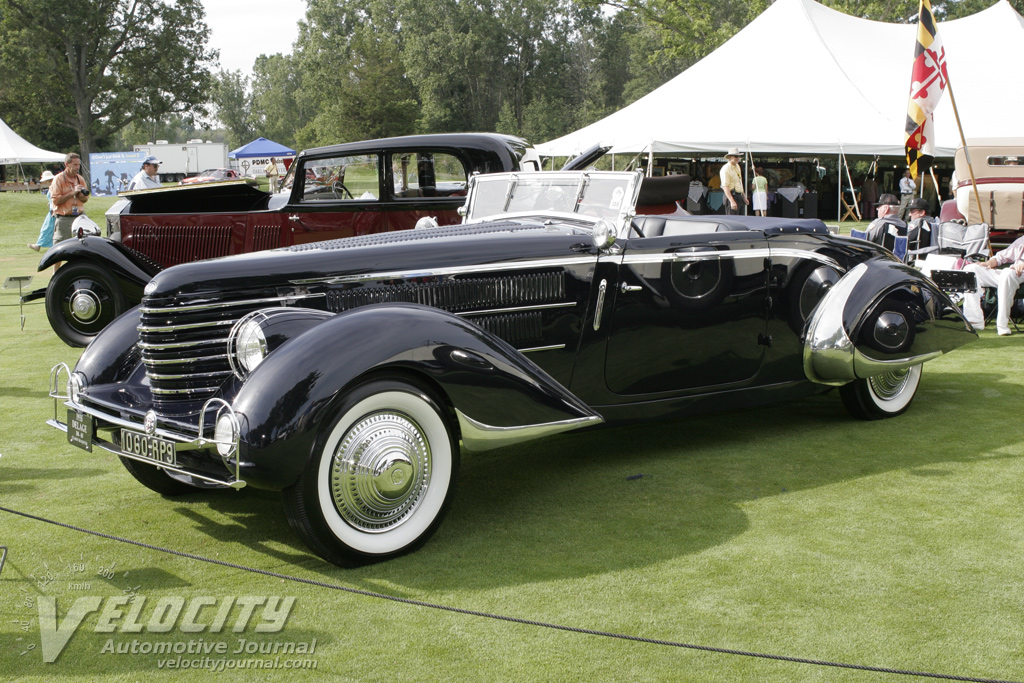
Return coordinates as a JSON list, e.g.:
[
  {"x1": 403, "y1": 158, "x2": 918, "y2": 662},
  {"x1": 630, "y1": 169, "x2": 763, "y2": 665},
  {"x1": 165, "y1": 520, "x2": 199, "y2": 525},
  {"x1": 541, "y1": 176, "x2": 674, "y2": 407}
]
[{"x1": 719, "y1": 148, "x2": 748, "y2": 215}]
